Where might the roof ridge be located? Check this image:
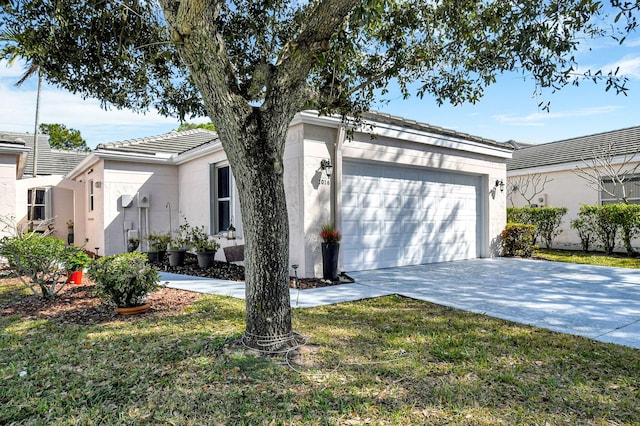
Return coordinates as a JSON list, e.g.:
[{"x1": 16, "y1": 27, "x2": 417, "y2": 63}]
[
  {"x1": 516, "y1": 124, "x2": 640, "y2": 151},
  {"x1": 97, "y1": 128, "x2": 216, "y2": 150}
]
